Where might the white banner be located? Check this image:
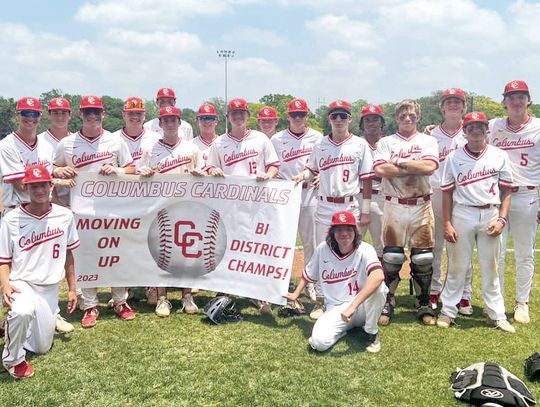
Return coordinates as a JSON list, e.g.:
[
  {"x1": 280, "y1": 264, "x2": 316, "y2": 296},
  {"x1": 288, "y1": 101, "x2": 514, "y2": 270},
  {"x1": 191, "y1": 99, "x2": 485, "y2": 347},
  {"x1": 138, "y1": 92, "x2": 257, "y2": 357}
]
[{"x1": 71, "y1": 173, "x2": 302, "y2": 305}]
